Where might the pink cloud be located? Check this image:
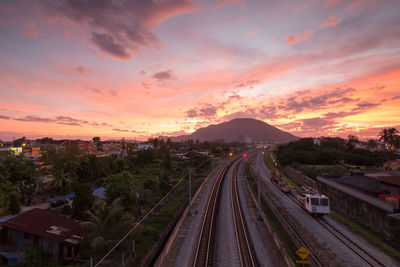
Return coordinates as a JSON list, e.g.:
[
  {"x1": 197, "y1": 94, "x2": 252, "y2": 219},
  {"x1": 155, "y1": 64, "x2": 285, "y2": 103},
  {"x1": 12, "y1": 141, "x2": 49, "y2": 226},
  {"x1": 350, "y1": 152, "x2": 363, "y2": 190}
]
[
  {"x1": 346, "y1": 0, "x2": 368, "y2": 11},
  {"x1": 323, "y1": 16, "x2": 340, "y2": 26},
  {"x1": 324, "y1": 0, "x2": 340, "y2": 6},
  {"x1": 286, "y1": 30, "x2": 314, "y2": 45},
  {"x1": 23, "y1": 20, "x2": 38, "y2": 38},
  {"x1": 246, "y1": 29, "x2": 260, "y2": 38},
  {"x1": 324, "y1": 16, "x2": 340, "y2": 26},
  {"x1": 292, "y1": 4, "x2": 306, "y2": 13},
  {"x1": 212, "y1": 0, "x2": 244, "y2": 11}
]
